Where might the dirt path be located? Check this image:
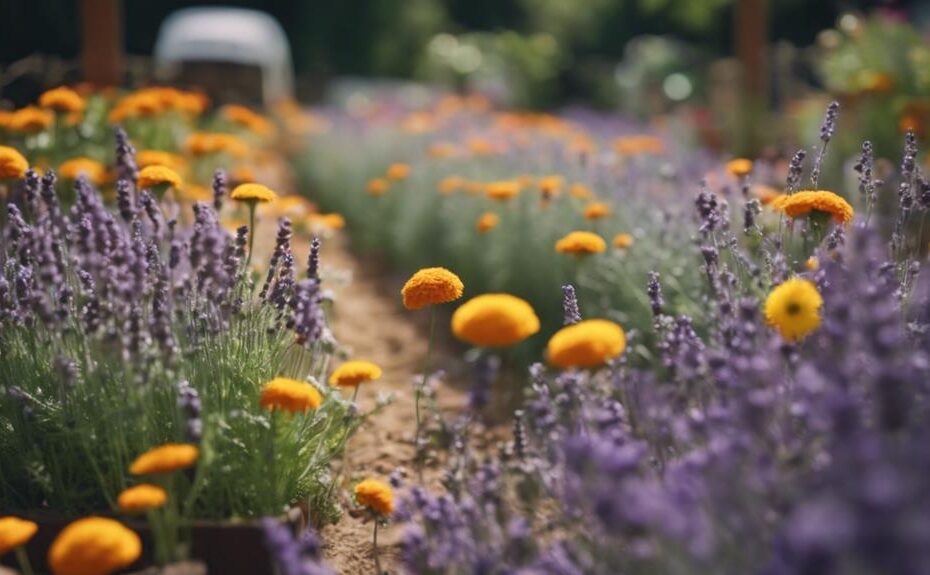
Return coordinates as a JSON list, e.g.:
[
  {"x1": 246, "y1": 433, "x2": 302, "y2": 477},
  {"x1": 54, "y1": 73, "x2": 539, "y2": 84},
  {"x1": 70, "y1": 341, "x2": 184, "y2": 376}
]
[{"x1": 314, "y1": 234, "x2": 470, "y2": 574}]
